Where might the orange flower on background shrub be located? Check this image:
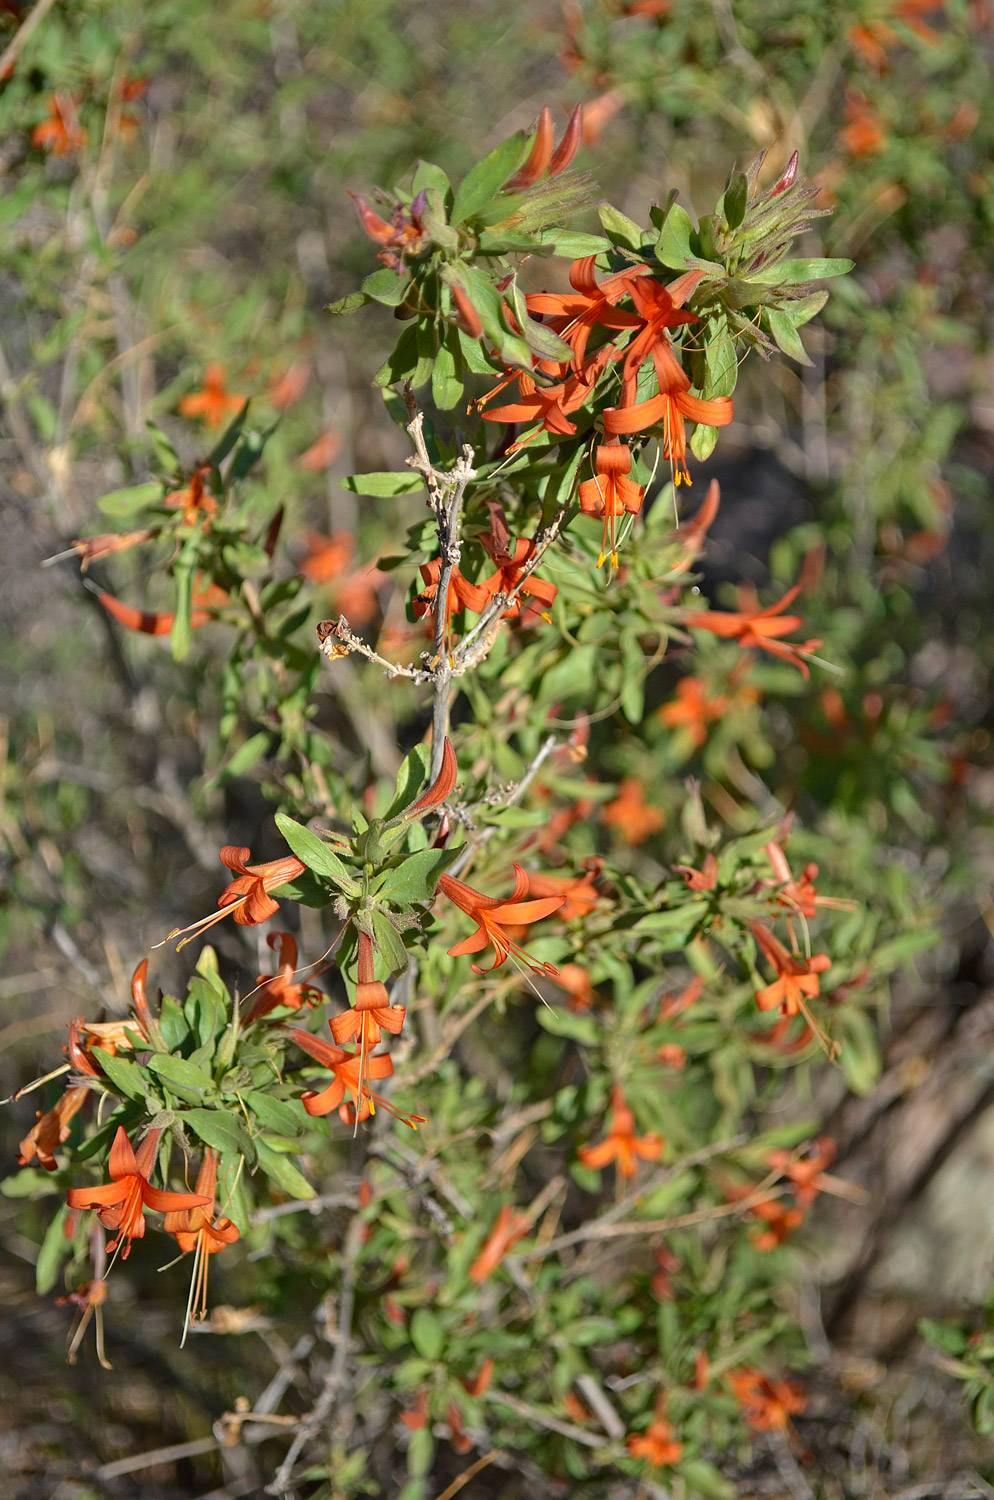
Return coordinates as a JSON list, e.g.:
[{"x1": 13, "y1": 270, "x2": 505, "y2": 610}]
[
  {"x1": 178, "y1": 364, "x2": 245, "y2": 427},
  {"x1": 524, "y1": 863, "x2": 600, "y2": 920},
  {"x1": 603, "y1": 777, "x2": 664, "y2": 843},
  {"x1": 729, "y1": 1367, "x2": 806, "y2": 1431},
  {"x1": 579, "y1": 1086, "x2": 663, "y2": 1179},
  {"x1": 627, "y1": 1399, "x2": 683, "y2": 1467},
  {"x1": 469, "y1": 1204, "x2": 530, "y2": 1282},
  {"x1": 554, "y1": 962, "x2": 597, "y2": 1011},
  {"x1": 751, "y1": 922, "x2": 831, "y2": 1018},
  {"x1": 659, "y1": 675, "x2": 728, "y2": 746},
  {"x1": 32, "y1": 94, "x2": 87, "y2": 156},
  {"x1": 688, "y1": 581, "x2": 822, "y2": 676}
]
